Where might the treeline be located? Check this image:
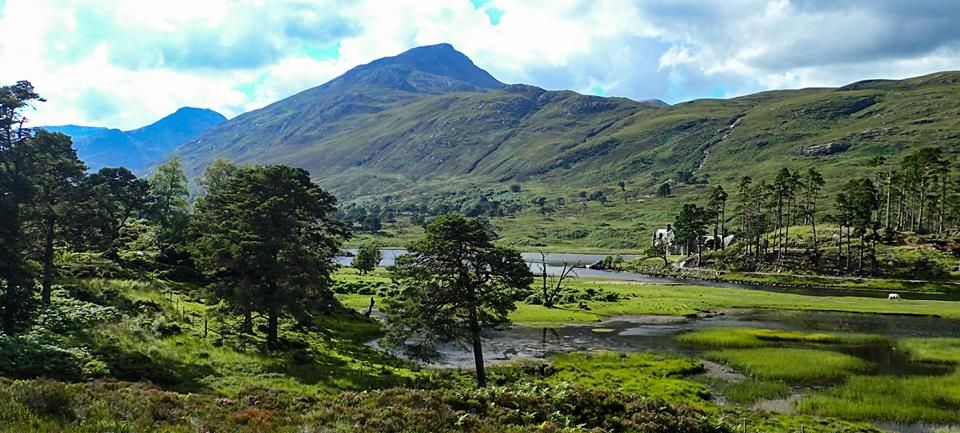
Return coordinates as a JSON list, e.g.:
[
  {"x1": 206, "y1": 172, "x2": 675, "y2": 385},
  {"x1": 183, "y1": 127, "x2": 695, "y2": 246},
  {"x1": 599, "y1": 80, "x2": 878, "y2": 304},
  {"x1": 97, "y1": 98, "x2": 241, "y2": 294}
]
[
  {"x1": 338, "y1": 188, "x2": 526, "y2": 231},
  {"x1": 0, "y1": 81, "x2": 345, "y2": 346},
  {"x1": 673, "y1": 147, "x2": 959, "y2": 275}
]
